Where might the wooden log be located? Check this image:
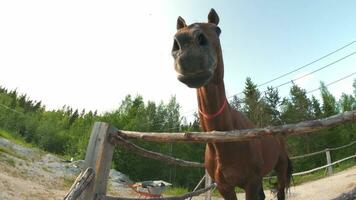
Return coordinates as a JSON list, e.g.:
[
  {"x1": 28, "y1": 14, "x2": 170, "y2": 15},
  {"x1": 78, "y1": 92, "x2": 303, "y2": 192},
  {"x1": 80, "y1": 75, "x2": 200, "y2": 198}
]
[
  {"x1": 109, "y1": 134, "x2": 204, "y2": 168},
  {"x1": 325, "y1": 149, "x2": 333, "y2": 175},
  {"x1": 115, "y1": 110, "x2": 356, "y2": 143},
  {"x1": 292, "y1": 154, "x2": 355, "y2": 176},
  {"x1": 96, "y1": 183, "x2": 217, "y2": 200},
  {"x1": 290, "y1": 140, "x2": 356, "y2": 159},
  {"x1": 64, "y1": 168, "x2": 95, "y2": 200},
  {"x1": 264, "y1": 154, "x2": 356, "y2": 179},
  {"x1": 329, "y1": 140, "x2": 356, "y2": 151},
  {"x1": 205, "y1": 170, "x2": 212, "y2": 200},
  {"x1": 80, "y1": 122, "x2": 117, "y2": 200}
]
